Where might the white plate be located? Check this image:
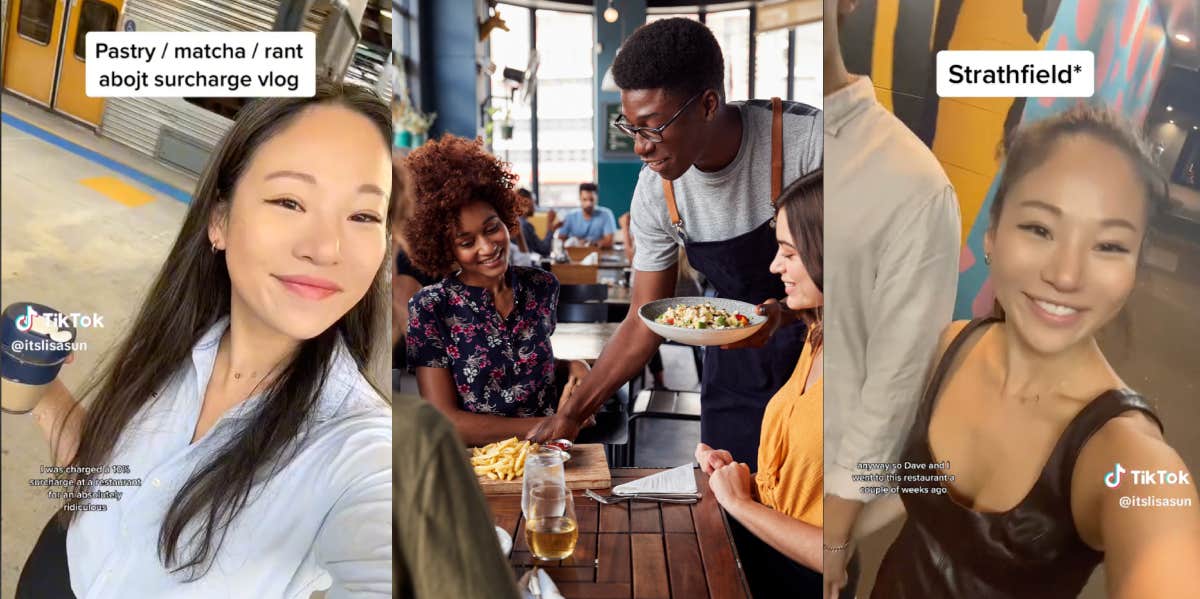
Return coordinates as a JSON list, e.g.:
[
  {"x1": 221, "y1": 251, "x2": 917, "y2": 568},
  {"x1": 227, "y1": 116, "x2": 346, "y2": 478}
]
[{"x1": 638, "y1": 297, "x2": 765, "y2": 347}]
